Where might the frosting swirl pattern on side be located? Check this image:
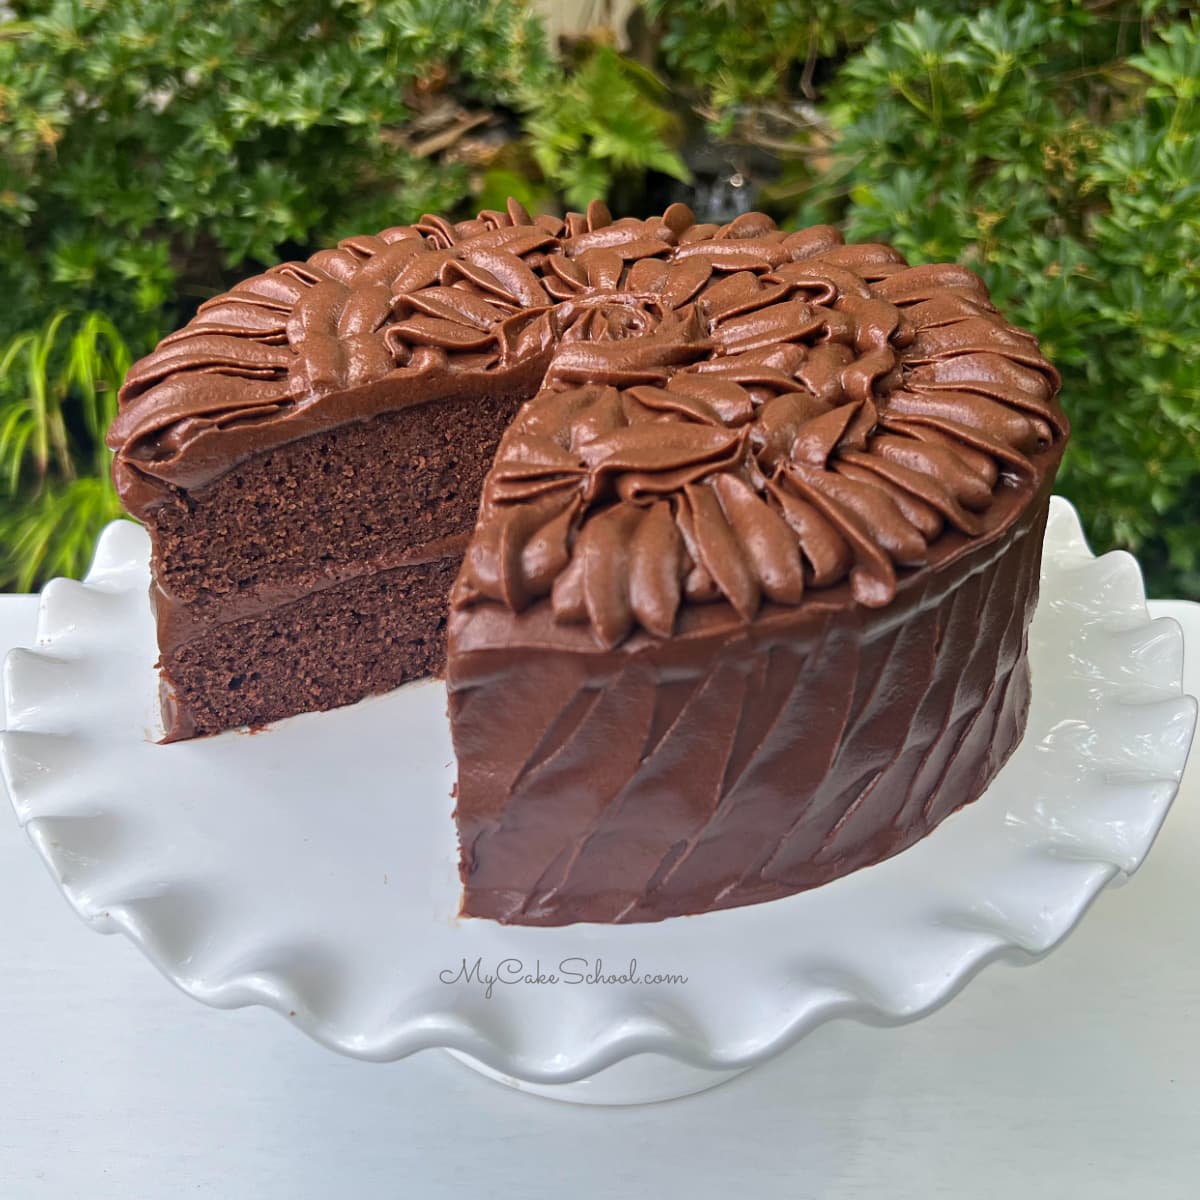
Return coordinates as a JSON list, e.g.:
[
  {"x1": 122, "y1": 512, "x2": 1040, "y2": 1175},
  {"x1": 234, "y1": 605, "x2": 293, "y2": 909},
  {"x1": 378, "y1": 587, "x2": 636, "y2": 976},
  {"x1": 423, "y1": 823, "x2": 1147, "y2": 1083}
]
[{"x1": 108, "y1": 200, "x2": 1066, "y2": 643}]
